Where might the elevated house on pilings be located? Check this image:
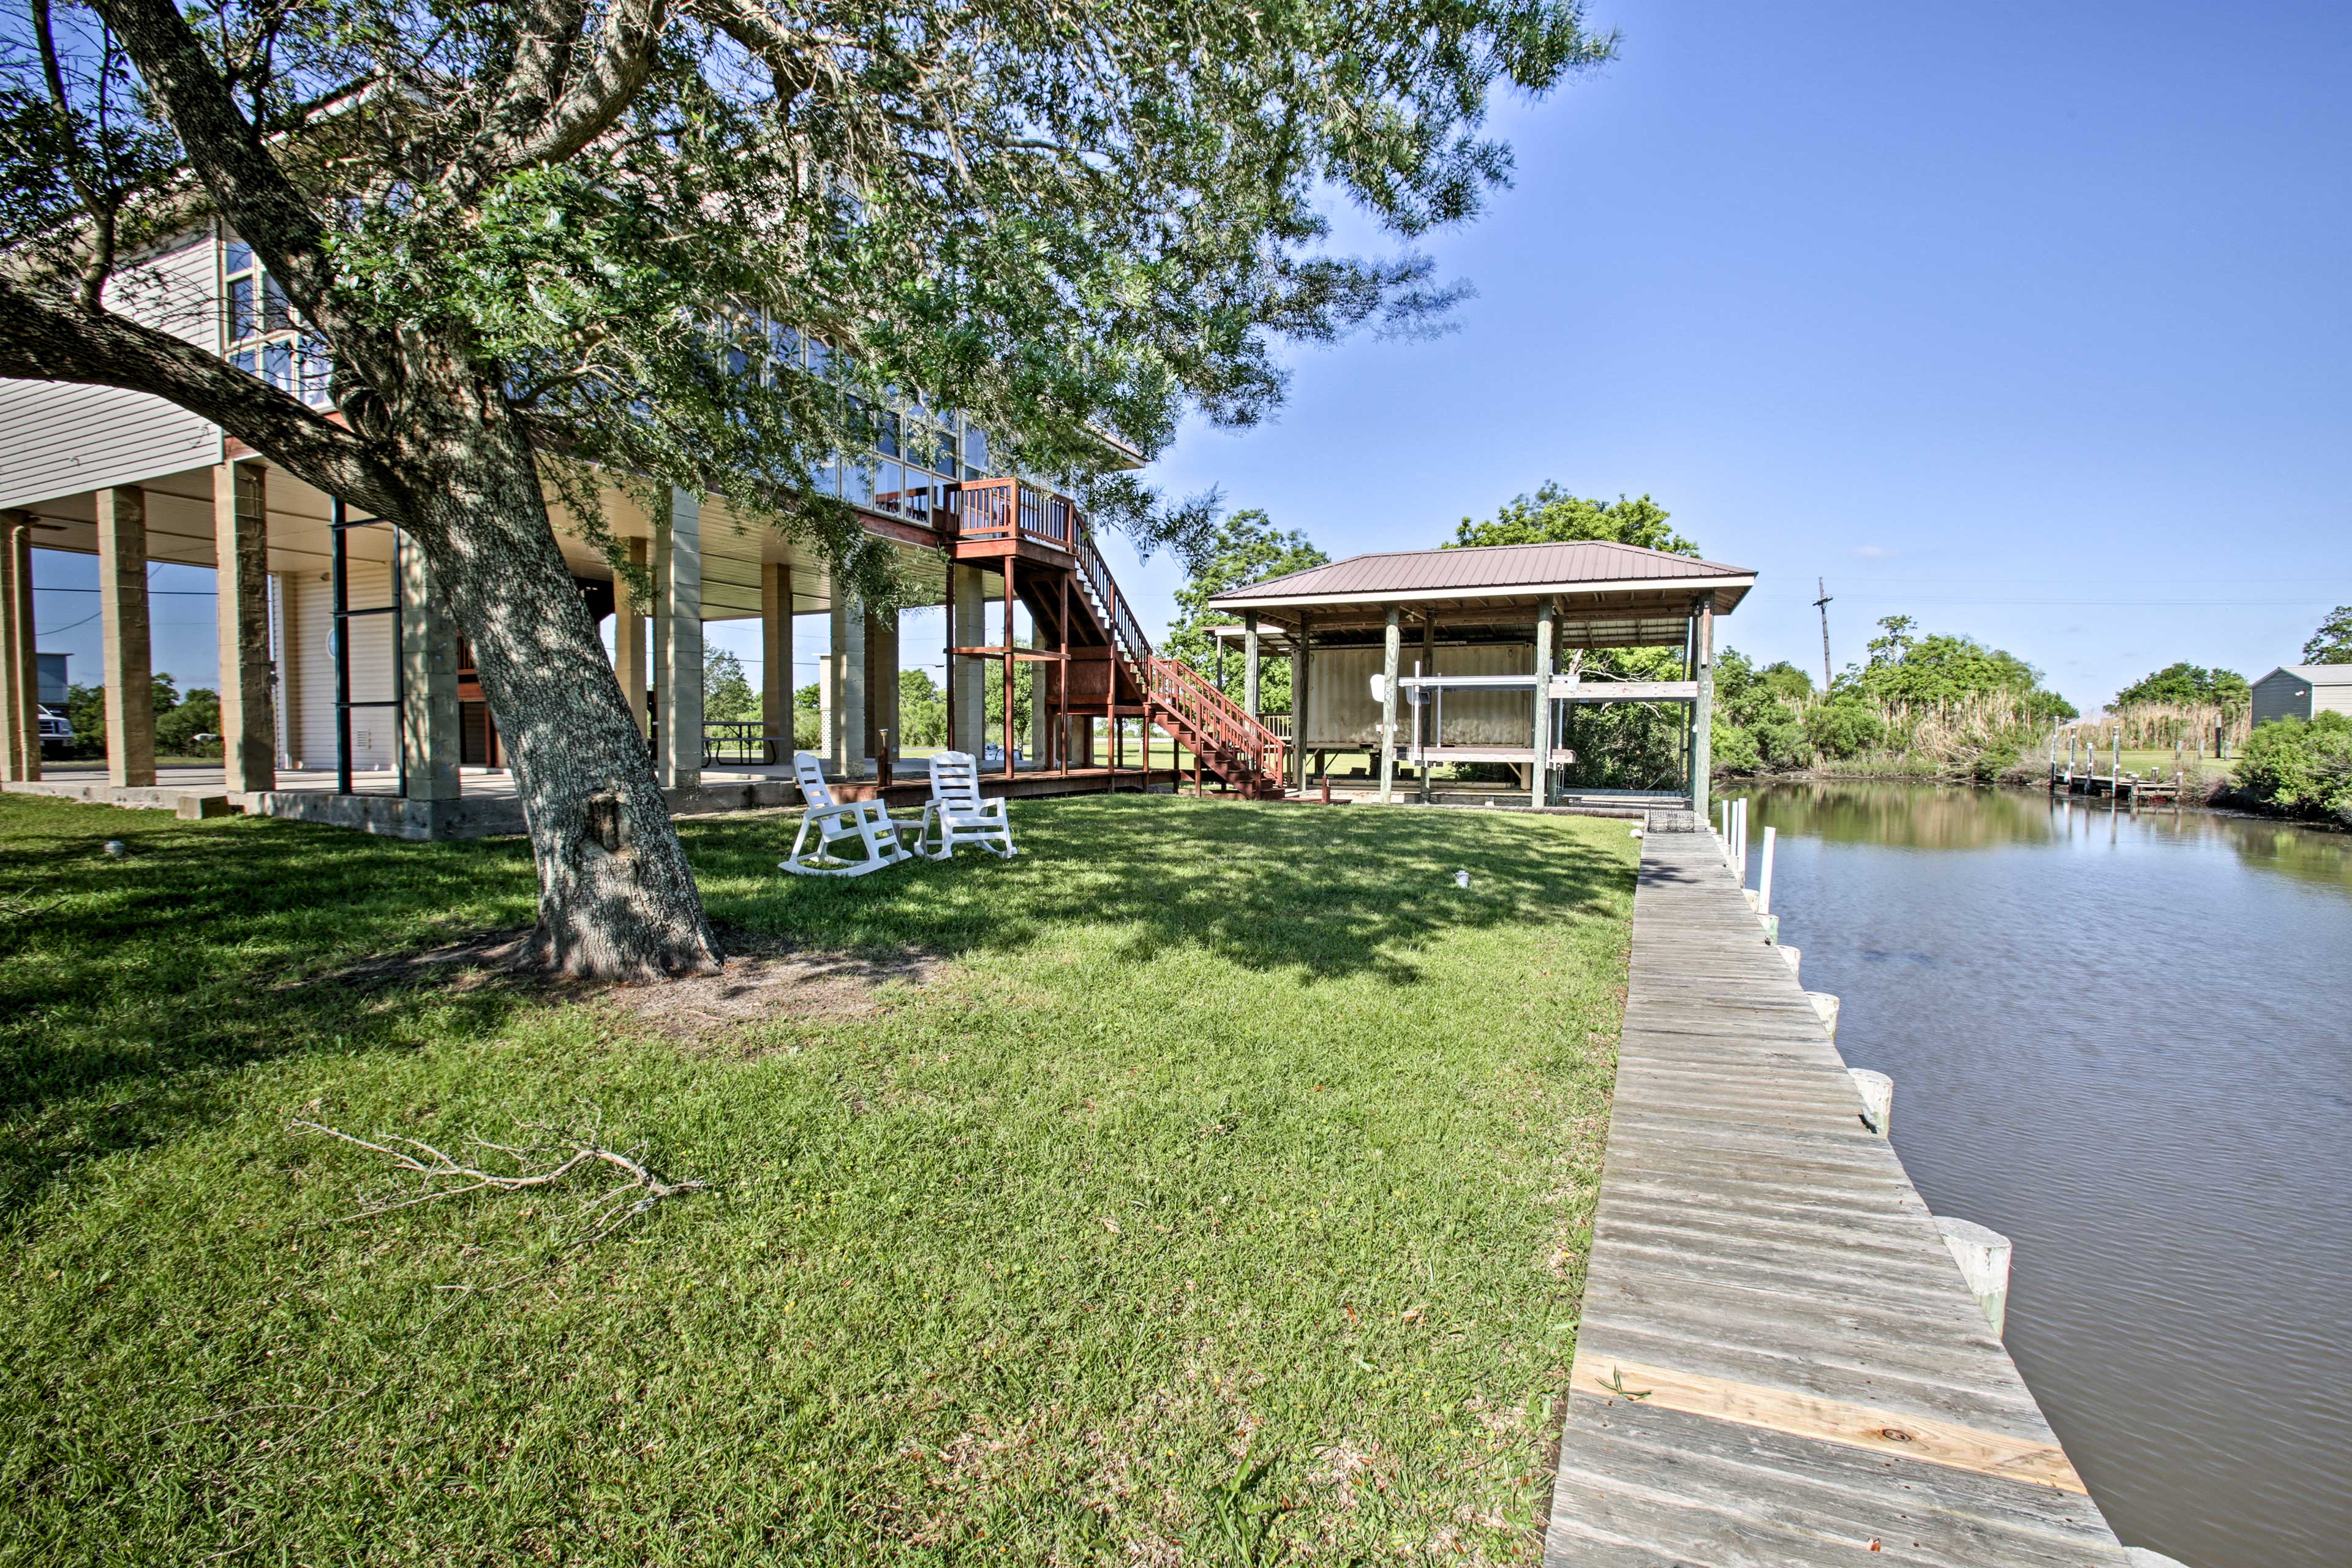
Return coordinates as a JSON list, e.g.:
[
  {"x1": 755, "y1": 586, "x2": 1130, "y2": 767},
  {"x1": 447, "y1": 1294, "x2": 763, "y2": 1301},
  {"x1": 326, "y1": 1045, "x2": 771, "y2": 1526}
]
[
  {"x1": 1205, "y1": 539, "x2": 1756, "y2": 821},
  {"x1": 0, "y1": 224, "x2": 1294, "y2": 835}
]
